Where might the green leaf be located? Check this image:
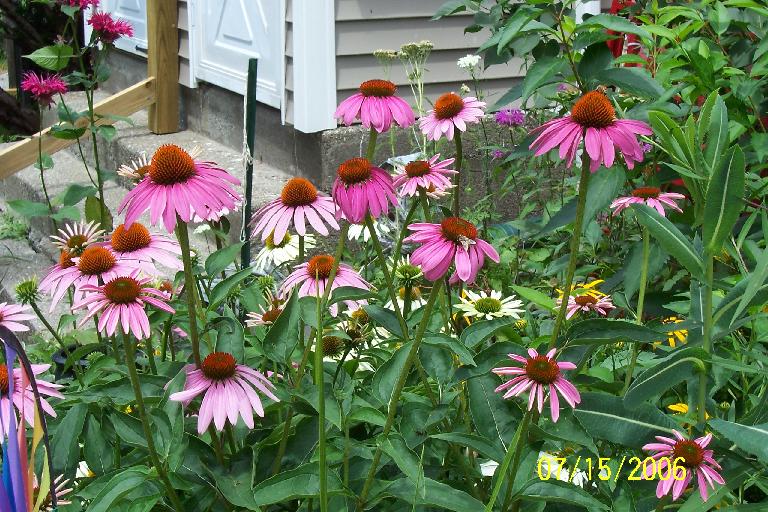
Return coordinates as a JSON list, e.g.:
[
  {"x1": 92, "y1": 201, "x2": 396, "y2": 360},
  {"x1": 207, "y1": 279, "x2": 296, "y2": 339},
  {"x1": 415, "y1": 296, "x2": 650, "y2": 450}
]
[
  {"x1": 583, "y1": 165, "x2": 626, "y2": 222},
  {"x1": 631, "y1": 204, "x2": 704, "y2": 280},
  {"x1": 380, "y1": 433, "x2": 425, "y2": 498},
  {"x1": 371, "y1": 345, "x2": 408, "y2": 406},
  {"x1": 7, "y1": 199, "x2": 50, "y2": 218},
  {"x1": 702, "y1": 93, "x2": 729, "y2": 172},
  {"x1": 51, "y1": 205, "x2": 80, "y2": 222},
  {"x1": 252, "y1": 462, "x2": 343, "y2": 505},
  {"x1": 432, "y1": 0, "x2": 471, "y2": 19},
  {"x1": 511, "y1": 285, "x2": 555, "y2": 311},
  {"x1": 578, "y1": 43, "x2": 613, "y2": 83},
  {"x1": 51, "y1": 404, "x2": 88, "y2": 474},
  {"x1": 520, "y1": 57, "x2": 568, "y2": 104},
  {"x1": 348, "y1": 406, "x2": 387, "y2": 427},
  {"x1": 386, "y1": 477, "x2": 484, "y2": 512},
  {"x1": 96, "y1": 125, "x2": 118, "y2": 142},
  {"x1": 565, "y1": 319, "x2": 664, "y2": 345},
  {"x1": 423, "y1": 334, "x2": 475, "y2": 366},
  {"x1": 709, "y1": 419, "x2": 768, "y2": 462},
  {"x1": 732, "y1": 247, "x2": 768, "y2": 322},
  {"x1": 25, "y1": 45, "x2": 74, "y2": 71},
  {"x1": 711, "y1": 1, "x2": 731, "y2": 34},
  {"x1": 205, "y1": 242, "x2": 245, "y2": 276},
  {"x1": 496, "y1": 7, "x2": 545, "y2": 52},
  {"x1": 54, "y1": 183, "x2": 97, "y2": 206},
  {"x1": 515, "y1": 479, "x2": 610, "y2": 510},
  {"x1": 364, "y1": 304, "x2": 403, "y2": 338},
  {"x1": 460, "y1": 316, "x2": 522, "y2": 348},
  {"x1": 593, "y1": 67, "x2": 664, "y2": 98},
  {"x1": 212, "y1": 313, "x2": 245, "y2": 362},
  {"x1": 573, "y1": 393, "x2": 677, "y2": 448},
  {"x1": 50, "y1": 124, "x2": 87, "y2": 140},
  {"x1": 84, "y1": 196, "x2": 113, "y2": 230},
  {"x1": 624, "y1": 347, "x2": 708, "y2": 409},
  {"x1": 577, "y1": 14, "x2": 651, "y2": 39},
  {"x1": 207, "y1": 267, "x2": 252, "y2": 309},
  {"x1": 329, "y1": 286, "x2": 376, "y2": 305},
  {"x1": 468, "y1": 374, "x2": 520, "y2": 451},
  {"x1": 703, "y1": 146, "x2": 745, "y2": 254},
  {"x1": 432, "y1": 432, "x2": 504, "y2": 462},
  {"x1": 84, "y1": 467, "x2": 151, "y2": 512},
  {"x1": 262, "y1": 291, "x2": 300, "y2": 363}
]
